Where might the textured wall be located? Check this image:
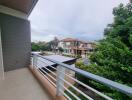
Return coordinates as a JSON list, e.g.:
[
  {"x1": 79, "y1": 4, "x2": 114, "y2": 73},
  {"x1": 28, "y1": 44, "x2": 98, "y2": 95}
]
[{"x1": 0, "y1": 13, "x2": 31, "y2": 72}]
